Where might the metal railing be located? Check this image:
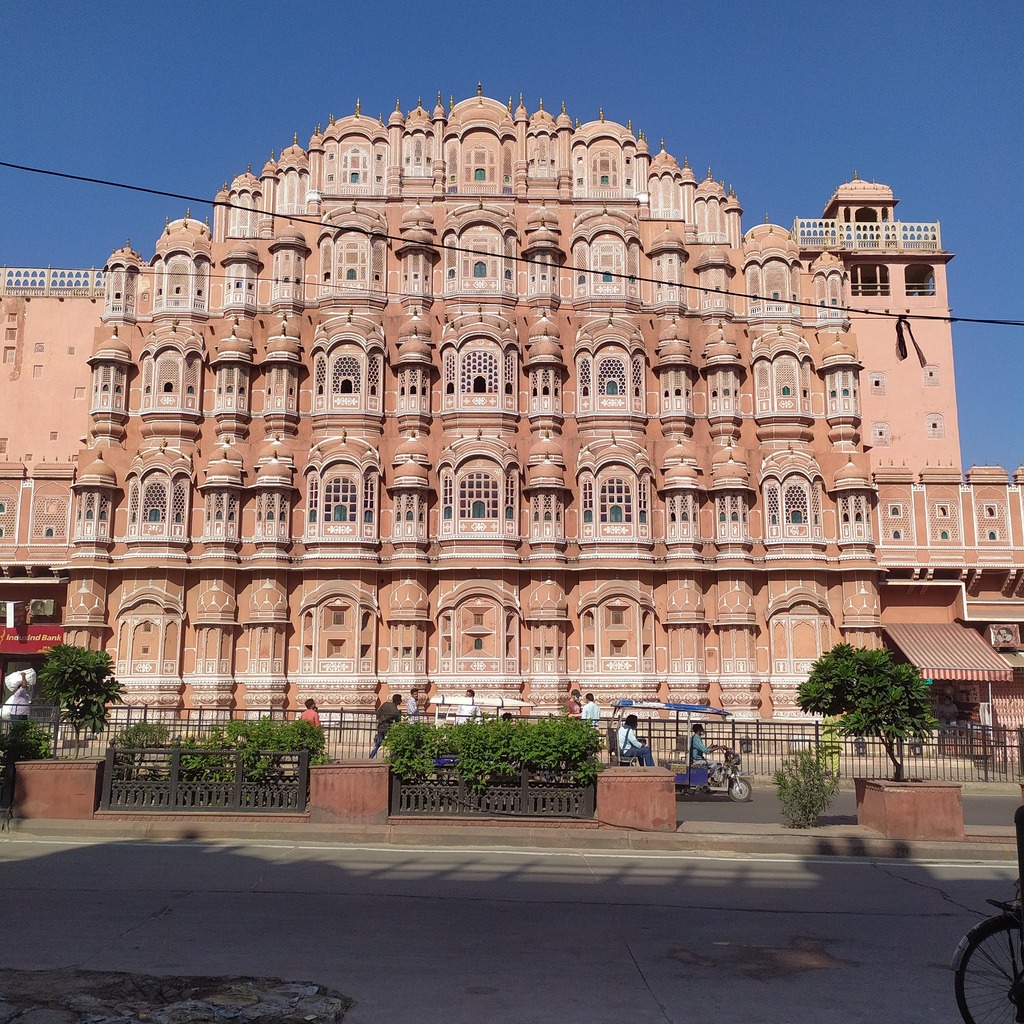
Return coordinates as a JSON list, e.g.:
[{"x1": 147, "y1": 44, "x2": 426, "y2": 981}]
[
  {"x1": 15, "y1": 708, "x2": 1024, "y2": 784},
  {"x1": 100, "y1": 746, "x2": 308, "y2": 813}
]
